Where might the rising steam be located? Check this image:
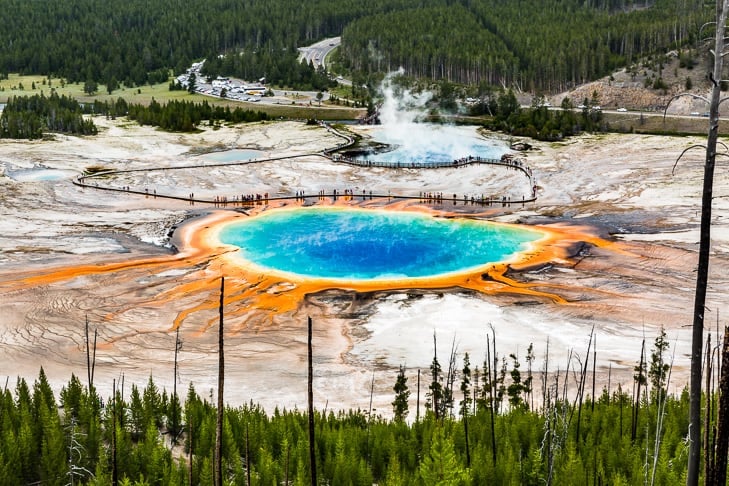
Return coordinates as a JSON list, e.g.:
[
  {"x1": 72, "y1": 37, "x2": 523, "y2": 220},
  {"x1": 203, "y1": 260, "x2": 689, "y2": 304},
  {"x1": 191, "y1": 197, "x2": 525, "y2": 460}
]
[{"x1": 370, "y1": 69, "x2": 505, "y2": 164}]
